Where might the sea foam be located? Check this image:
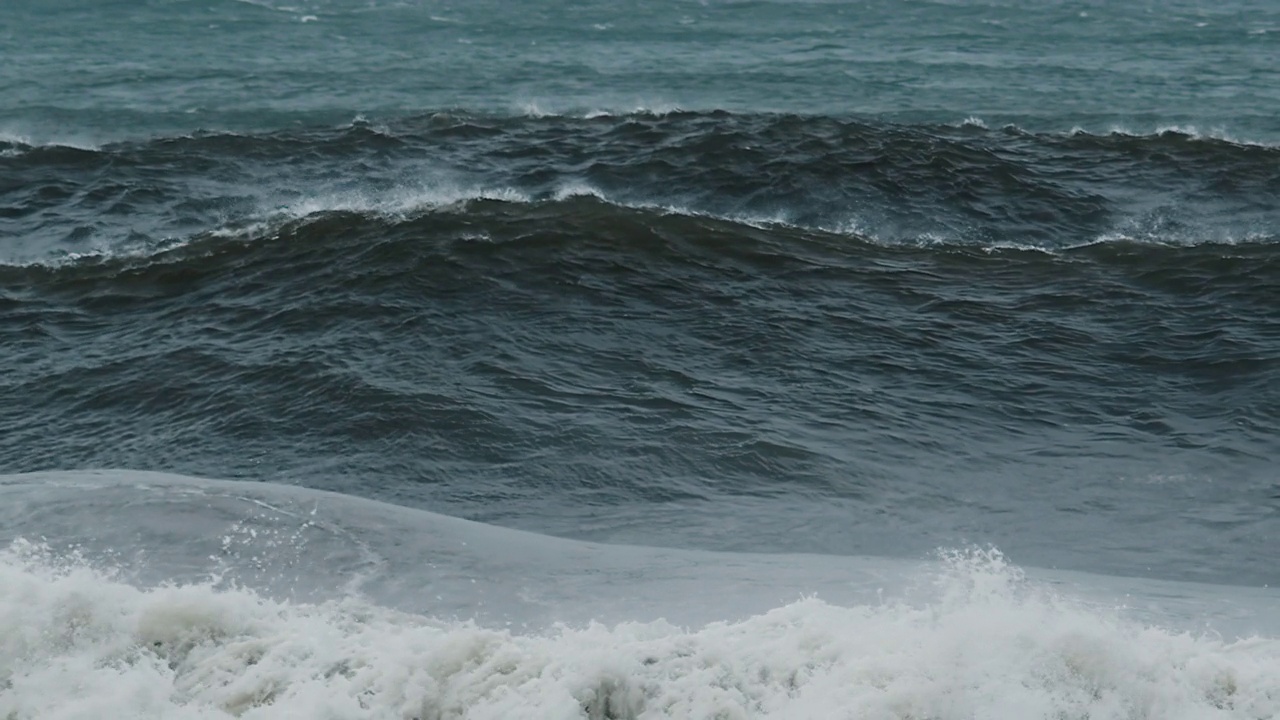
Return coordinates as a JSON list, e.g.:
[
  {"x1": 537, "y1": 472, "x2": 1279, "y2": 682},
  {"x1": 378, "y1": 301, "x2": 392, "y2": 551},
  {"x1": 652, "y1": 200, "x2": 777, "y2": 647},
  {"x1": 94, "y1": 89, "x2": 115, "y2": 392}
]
[{"x1": 2, "y1": 536, "x2": 1278, "y2": 720}]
